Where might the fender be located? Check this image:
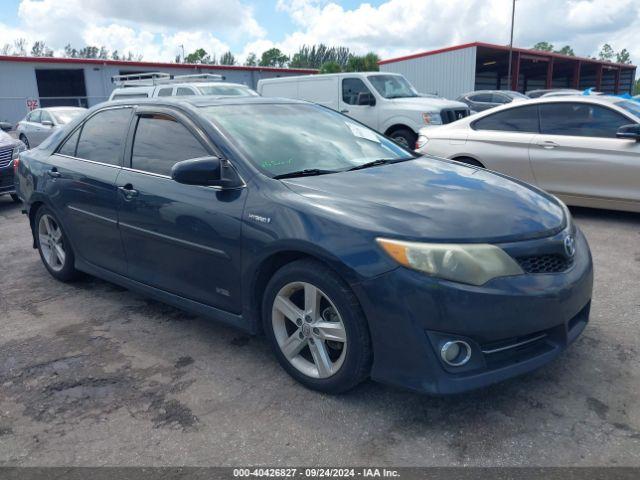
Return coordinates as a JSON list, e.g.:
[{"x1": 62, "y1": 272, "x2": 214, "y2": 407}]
[{"x1": 380, "y1": 114, "x2": 422, "y2": 136}]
